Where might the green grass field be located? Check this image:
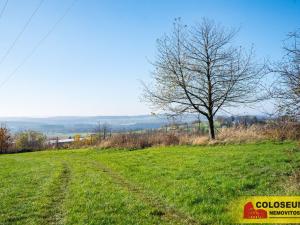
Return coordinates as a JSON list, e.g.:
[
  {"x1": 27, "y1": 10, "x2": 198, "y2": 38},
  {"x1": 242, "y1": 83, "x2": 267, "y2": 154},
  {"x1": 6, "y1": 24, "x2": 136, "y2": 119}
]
[{"x1": 0, "y1": 142, "x2": 299, "y2": 225}]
